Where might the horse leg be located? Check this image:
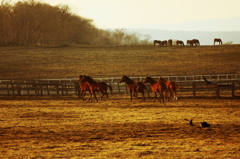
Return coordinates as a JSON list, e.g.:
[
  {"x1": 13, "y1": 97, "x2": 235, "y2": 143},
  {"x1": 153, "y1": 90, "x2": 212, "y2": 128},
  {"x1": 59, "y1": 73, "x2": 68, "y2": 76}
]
[
  {"x1": 142, "y1": 92, "x2": 146, "y2": 101},
  {"x1": 158, "y1": 91, "x2": 164, "y2": 102},
  {"x1": 165, "y1": 91, "x2": 169, "y2": 102},
  {"x1": 173, "y1": 91, "x2": 178, "y2": 100},
  {"x1": 92, "y1": 91, "x2": 98, "y2": 102},
  {"x1": 100, "y1": 91, "x2": 106, "y2": 101},
  {"x1": 130, "y1": 90, "x2": 133, "y2": 101},
  {"x1": 81, "y1": 90, "x2": 86, "y2": 101},
  {"x1": 88, "y1": 92, "x2": 93, "y2": 103},
  {"x1": 134, "y1": 91, "x2": 139, "y2": 99},
  {"x1": 154, "y1": 92, "x2": 157, "y2": 102}
]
